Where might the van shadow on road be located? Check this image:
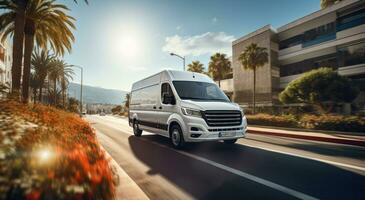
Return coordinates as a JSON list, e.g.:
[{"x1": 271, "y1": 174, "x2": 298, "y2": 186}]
[{"x1": 128, "y1": 135, "x2": 365, "y2": 200}]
